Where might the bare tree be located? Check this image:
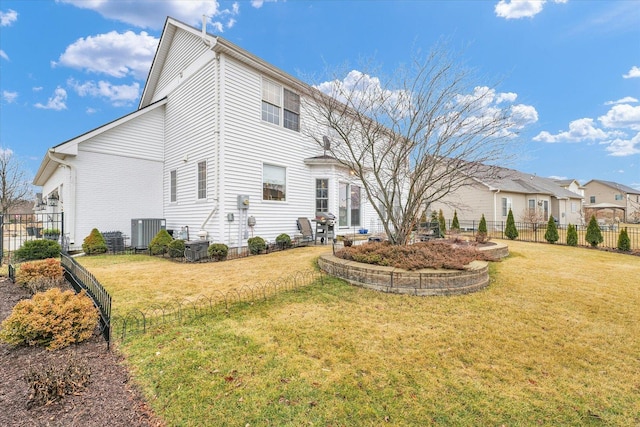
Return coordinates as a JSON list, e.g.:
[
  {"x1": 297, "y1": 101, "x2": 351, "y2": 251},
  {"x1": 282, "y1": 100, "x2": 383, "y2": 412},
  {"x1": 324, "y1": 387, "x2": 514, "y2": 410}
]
[
  {"x1": 0, "y1": 147, "x2": 33, "y2": 215},
  {"x1": 303, "y1": 45, "x2": 529, "y2": 244}
]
